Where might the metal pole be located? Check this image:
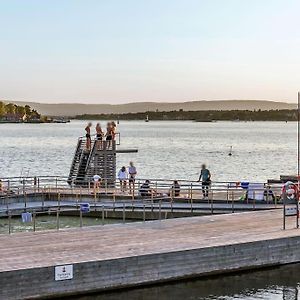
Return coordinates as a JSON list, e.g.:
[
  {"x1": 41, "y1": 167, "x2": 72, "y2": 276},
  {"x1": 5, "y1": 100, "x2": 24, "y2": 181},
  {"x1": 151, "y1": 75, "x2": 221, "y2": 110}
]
[
  {"x1": 297, "y1": 92, "x2": 300, "y2": 228},
  {"x1": 123, "y1": 202, "x2": 125, "y2": 223},
  {"x1": 102, "y1": 205, "x2": 105, "y2": 225},
  {"x1": 33, "y1": 212, "x2": 36, "y2": 232},
  {"x1": 8, "y1": 213, "x2": 12, "y2": 234},
  {"x1": 80, "y1": 210, "x2": 83, "y2": 228},
  {"x1": 56, "y1": 209, "x2": 60, "y2": 230},
  {"x1": 159, "y1": 200, "x2": 161, "y2": 221}
]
